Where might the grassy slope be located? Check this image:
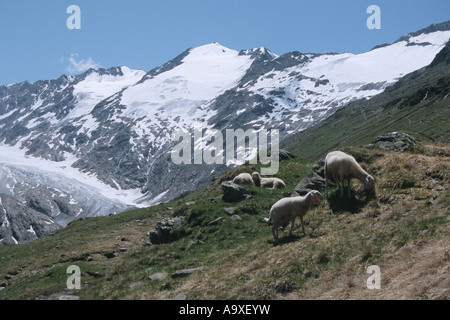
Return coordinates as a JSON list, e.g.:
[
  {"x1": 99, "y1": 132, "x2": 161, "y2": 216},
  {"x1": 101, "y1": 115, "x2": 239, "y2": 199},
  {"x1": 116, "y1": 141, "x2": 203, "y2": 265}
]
[{"x1": 0, "y1": 143, "x2": 448, "y2": 300}]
